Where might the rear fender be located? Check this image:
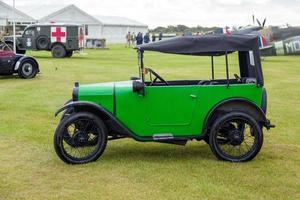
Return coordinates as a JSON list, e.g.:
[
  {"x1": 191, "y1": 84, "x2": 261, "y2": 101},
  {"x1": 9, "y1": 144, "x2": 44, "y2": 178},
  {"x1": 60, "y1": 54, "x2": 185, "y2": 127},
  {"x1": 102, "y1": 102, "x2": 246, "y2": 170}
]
[{"x1": 204, "y1": 98, "x2": 270, "y2": 132}]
